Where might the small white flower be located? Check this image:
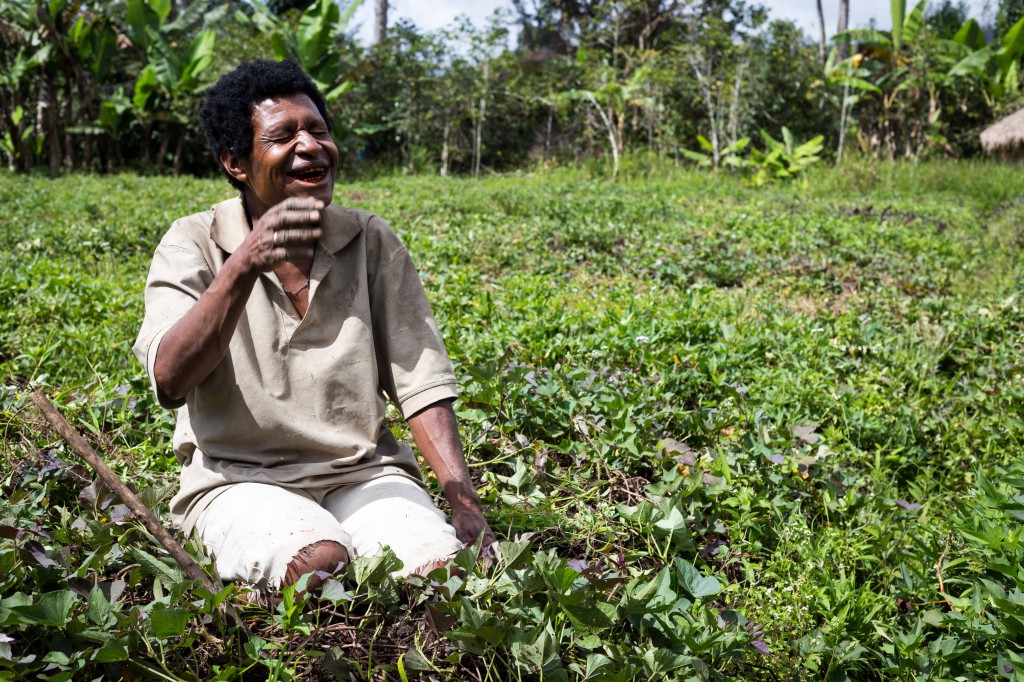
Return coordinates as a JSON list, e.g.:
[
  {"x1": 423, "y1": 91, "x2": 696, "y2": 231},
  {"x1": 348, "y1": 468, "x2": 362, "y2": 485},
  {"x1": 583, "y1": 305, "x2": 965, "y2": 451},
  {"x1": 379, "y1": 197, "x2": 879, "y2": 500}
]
[{"x1": 635, "y1": 335, "x2": 650, "y2": 345}]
